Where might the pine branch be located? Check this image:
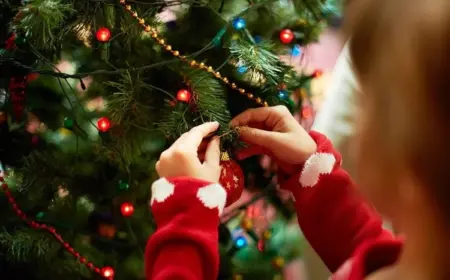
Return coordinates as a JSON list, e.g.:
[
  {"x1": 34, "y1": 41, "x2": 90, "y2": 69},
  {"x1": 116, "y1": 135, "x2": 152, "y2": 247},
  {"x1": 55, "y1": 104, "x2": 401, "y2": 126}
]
[
  {"x1": 0, "y1": 229, "x2": 57, "y2": 263},
  {"x1": 17, "y1": 0, "x2": 74, "y2": 50},
  {"x1": 229, "y1": 40, "x2": 289, "y2": 85}
]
